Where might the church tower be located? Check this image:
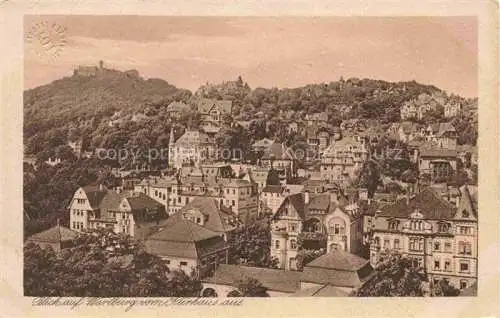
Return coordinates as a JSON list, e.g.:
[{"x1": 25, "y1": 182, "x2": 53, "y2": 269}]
[{"x1": 168, "y1": 126, "x2": 176, "y2": 168}]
